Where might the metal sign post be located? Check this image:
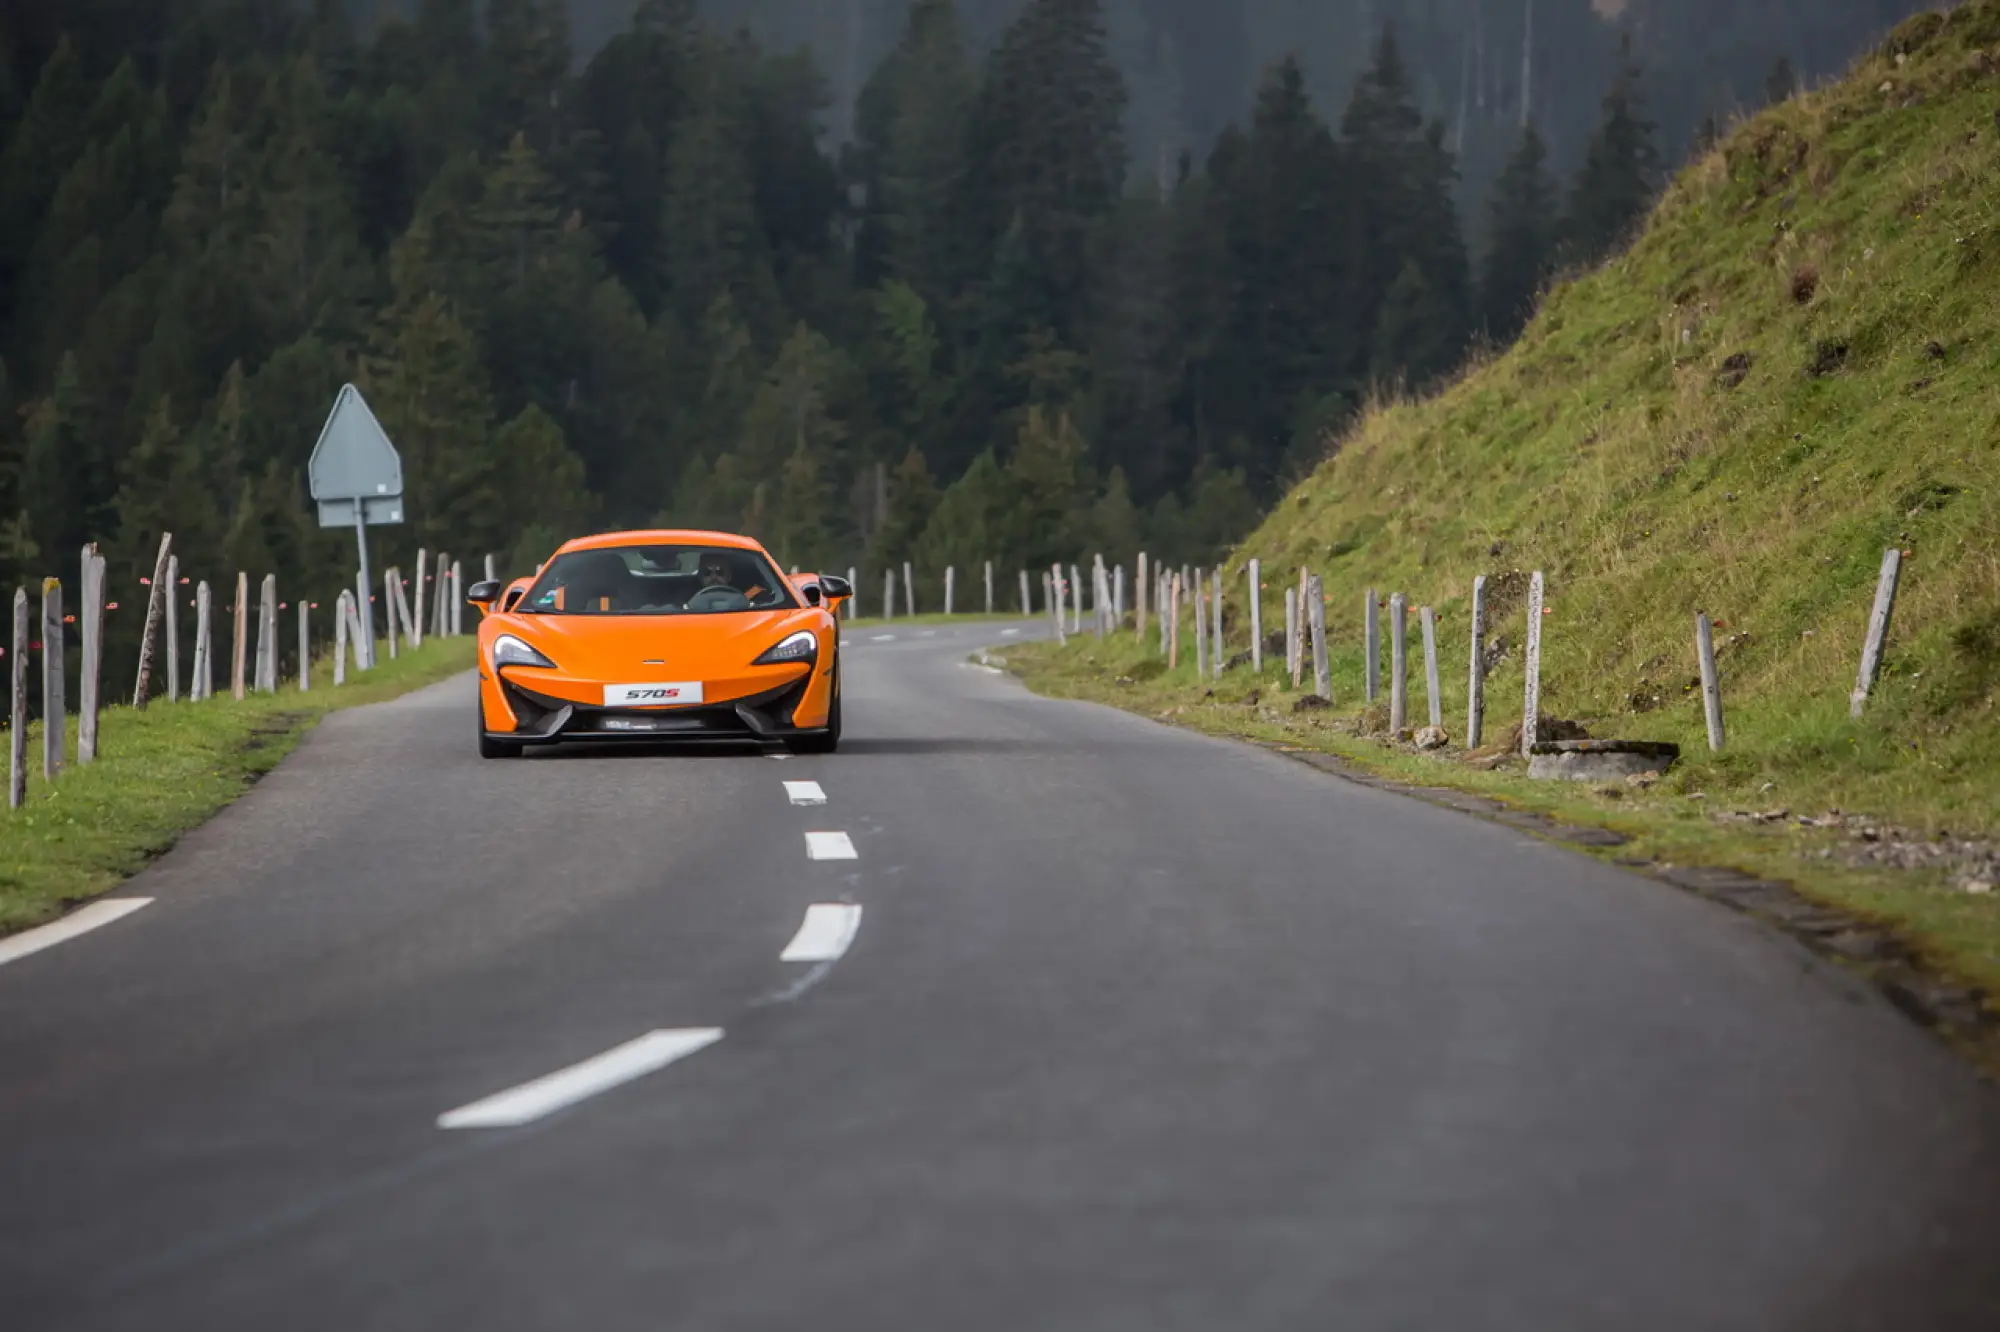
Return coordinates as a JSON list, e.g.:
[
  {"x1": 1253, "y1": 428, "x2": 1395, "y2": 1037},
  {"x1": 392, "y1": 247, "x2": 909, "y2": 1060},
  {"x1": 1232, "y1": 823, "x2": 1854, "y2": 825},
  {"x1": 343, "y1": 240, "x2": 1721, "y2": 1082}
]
[{"x1": 308, "y1": 385, "x2": 405, "y2": 670}]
